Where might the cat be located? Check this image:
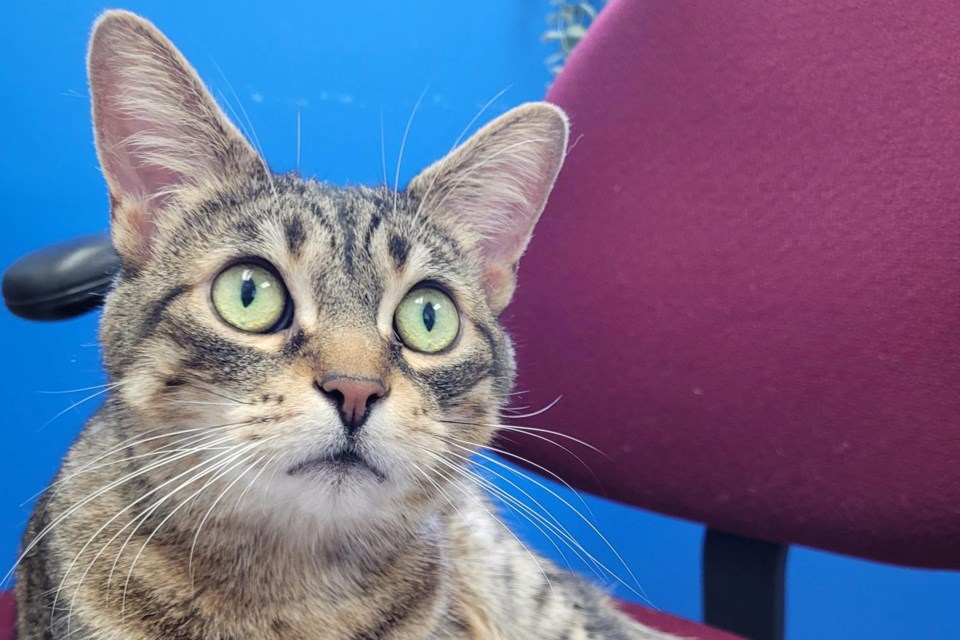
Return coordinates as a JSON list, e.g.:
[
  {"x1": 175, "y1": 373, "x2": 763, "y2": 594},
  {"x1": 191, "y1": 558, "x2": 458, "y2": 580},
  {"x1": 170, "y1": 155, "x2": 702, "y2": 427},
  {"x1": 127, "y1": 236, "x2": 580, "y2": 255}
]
[{"x1": 14, "y1": 10, "x2": 676, "y2": 640}]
